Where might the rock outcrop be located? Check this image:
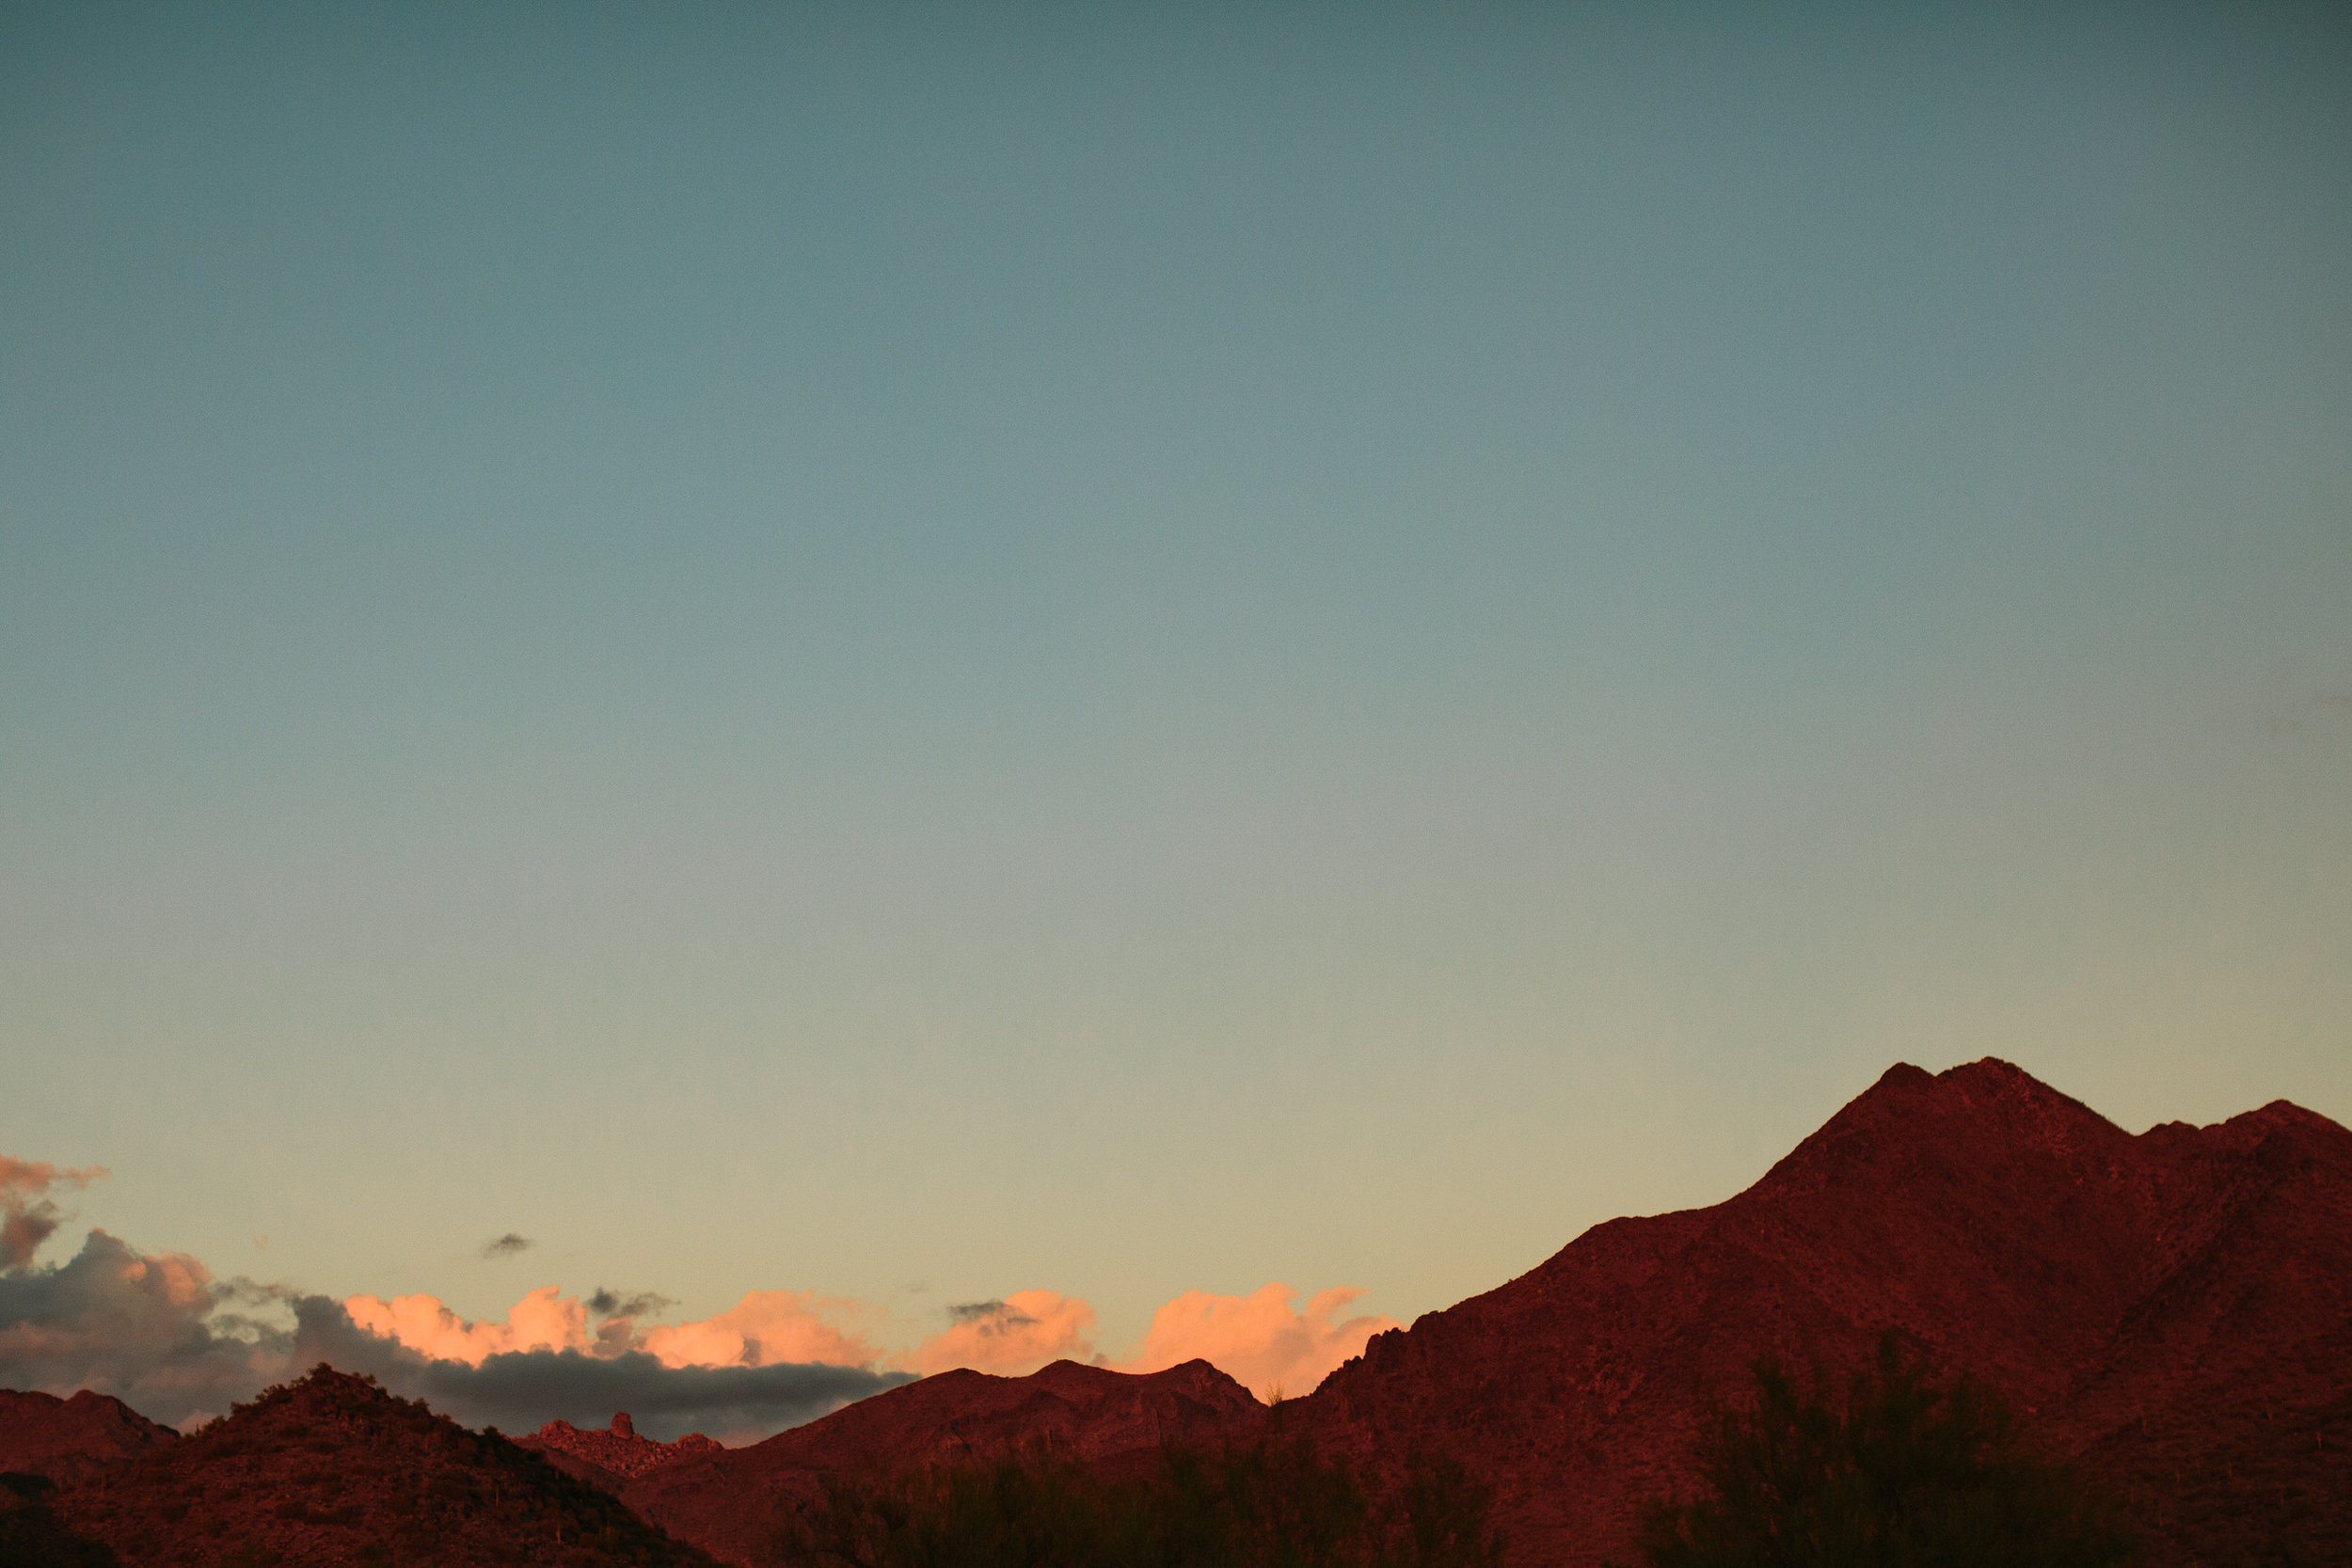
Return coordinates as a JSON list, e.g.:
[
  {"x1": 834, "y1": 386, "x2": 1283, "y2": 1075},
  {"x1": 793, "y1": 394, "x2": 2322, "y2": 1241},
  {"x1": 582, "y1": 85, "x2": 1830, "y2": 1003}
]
[{"x1": 519, "y1": 1411, "x2": 723, "y2": 1489}]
